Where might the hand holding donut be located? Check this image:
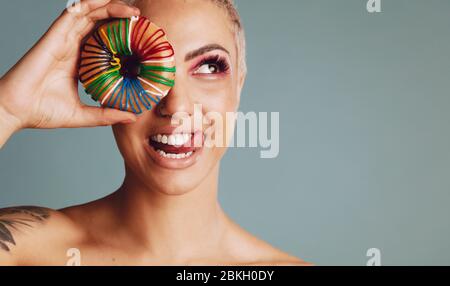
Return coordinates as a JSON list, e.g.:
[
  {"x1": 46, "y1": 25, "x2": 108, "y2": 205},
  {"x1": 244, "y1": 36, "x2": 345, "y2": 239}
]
[{"x1": 0, "y1": 0, "x2": 140, "y2": 147}]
